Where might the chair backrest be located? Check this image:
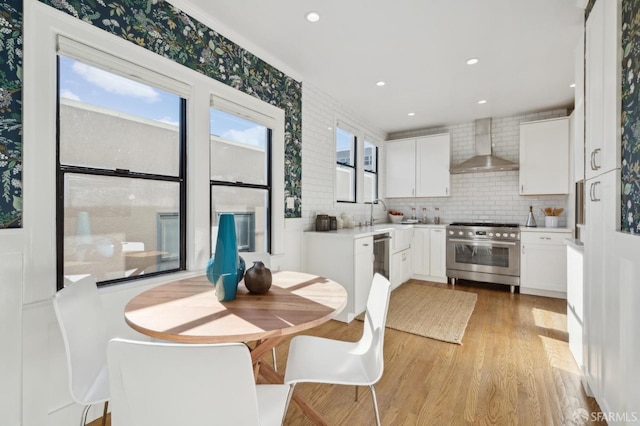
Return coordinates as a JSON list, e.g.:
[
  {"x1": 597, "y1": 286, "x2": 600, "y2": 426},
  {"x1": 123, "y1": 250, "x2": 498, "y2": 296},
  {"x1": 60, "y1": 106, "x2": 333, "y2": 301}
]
[
  {"x1": 53, "y1": 275, "x2": 110, "y2": 405},
  {"x1": 360, "y1": 273, "x2": 392, "y2": 382},
  {"x1": 107, "y1": 339, "x2": 263, "y2": 426}
]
